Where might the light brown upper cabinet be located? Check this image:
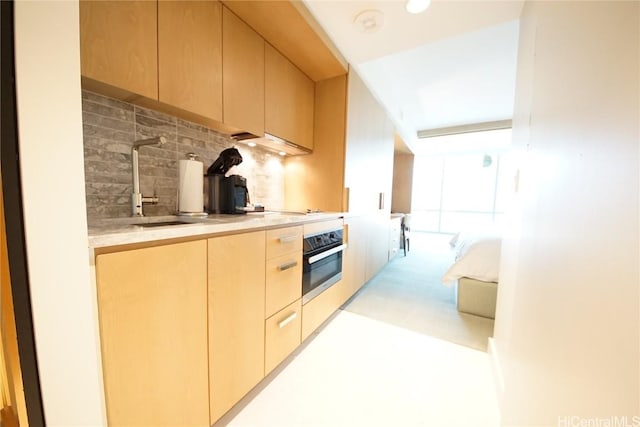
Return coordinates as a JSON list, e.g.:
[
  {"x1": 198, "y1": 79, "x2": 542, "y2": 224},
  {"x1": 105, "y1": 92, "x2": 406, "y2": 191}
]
[
  {"x1": 265, "y1": 44, "x2": 314, "y2": 150},
  {"x1": 284, "y1": 75, "x2": 346, "y2": 212},
  {"x1": 222, "y1": 7, "x2": 264, "y2": 137},
  {"x1": 80, "y1": 0, "x2": 158, "y2": 100},
  {"x1": 158, "y1": 1, "x2": 223, "y2": 121}
]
